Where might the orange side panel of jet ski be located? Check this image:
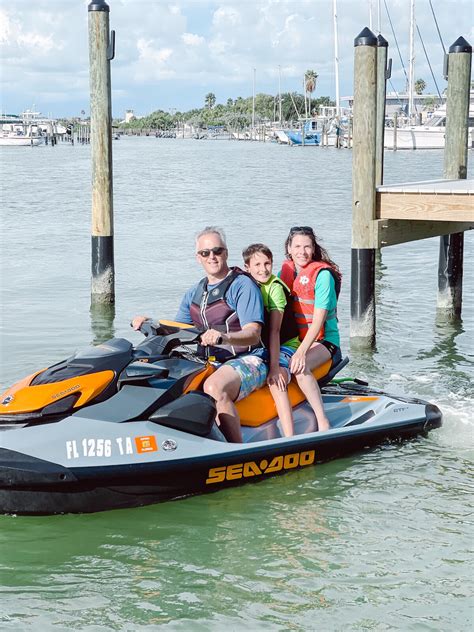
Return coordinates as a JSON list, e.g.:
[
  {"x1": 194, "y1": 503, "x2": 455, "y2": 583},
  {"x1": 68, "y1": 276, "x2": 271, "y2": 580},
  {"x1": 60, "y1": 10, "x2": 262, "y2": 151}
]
[
  {"x1": 0, "y1": 370, "x2": 115, "y2": 415},
  {"x1": 237, "y1": 359, "x2": 333, "y2": 427},
  {"x1": 0, "y1": 369, "x2": 46, "y2": 401},
  {"x1": 183, "y1": 364, "x2": 215, "y2": 393}
]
